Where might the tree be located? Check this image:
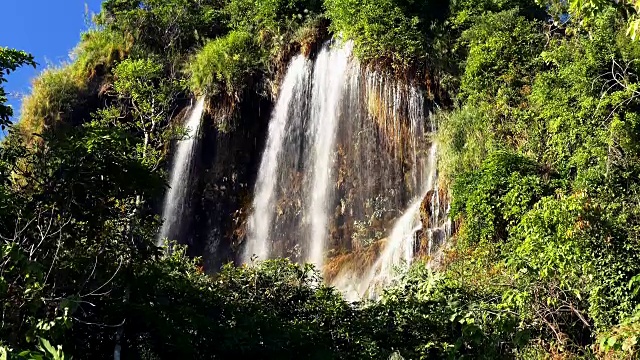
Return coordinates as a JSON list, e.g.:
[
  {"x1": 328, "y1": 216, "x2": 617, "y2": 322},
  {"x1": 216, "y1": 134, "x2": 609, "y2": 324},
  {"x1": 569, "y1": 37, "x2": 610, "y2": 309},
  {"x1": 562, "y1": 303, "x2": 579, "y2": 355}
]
[
  {"x1": 0, "y1": 47, "x2": 36, "y2": 129},
  {"x1": 109, "y1": 58, "x2": 184, "y2": 171},
  {"x1": 558, "y1": 0, "x2": 640, "y2": 38},
  {"x1": 97, "y1": 0, "x2": 226, "y2": 53}
]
